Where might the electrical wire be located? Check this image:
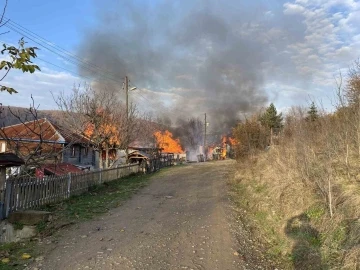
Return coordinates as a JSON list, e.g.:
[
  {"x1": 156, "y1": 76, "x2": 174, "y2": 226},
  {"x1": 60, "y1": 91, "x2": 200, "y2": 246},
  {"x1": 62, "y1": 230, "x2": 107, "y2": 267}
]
[
  {"x1": 4, "y1": 19, "x2": 124, "y2": 85},
  {"x1": 3, "y1": 18, "x2": 209, "y2": 129}
]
